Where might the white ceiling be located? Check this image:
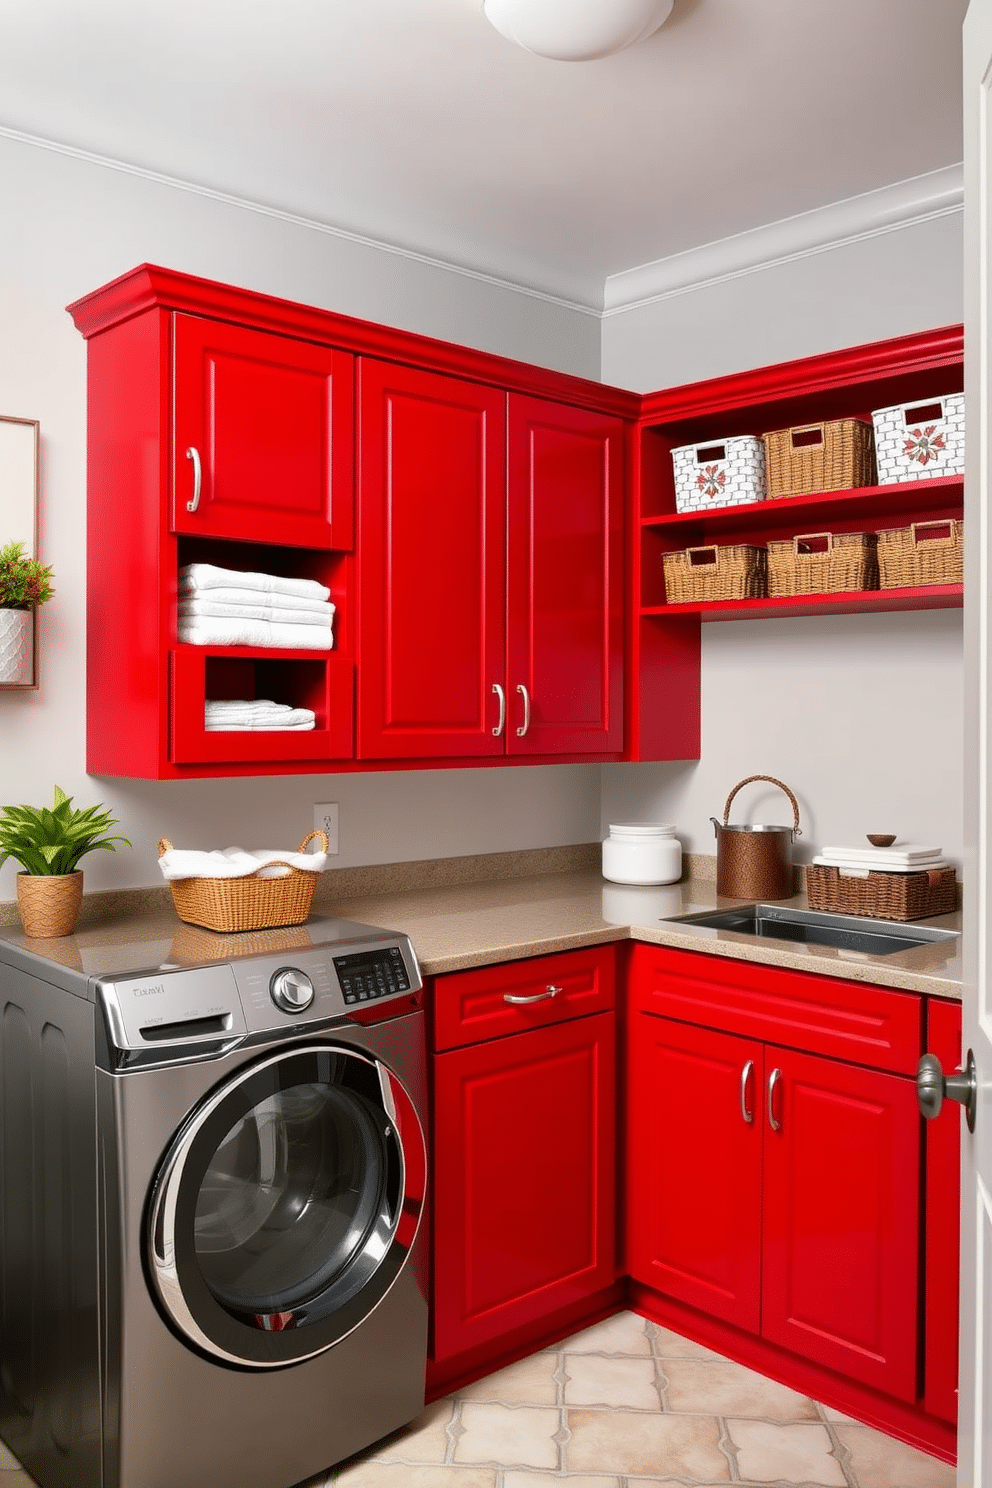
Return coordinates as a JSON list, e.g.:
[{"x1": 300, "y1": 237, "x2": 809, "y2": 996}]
[{"x1": 0, "y1": 0, "x2": 968, "y2": 309}]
